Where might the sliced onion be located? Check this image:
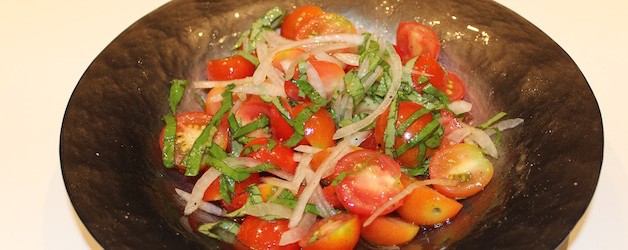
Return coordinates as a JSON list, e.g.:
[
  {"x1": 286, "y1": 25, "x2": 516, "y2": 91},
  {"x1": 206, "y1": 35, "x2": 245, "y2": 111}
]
[
  {"x1": 183, "y1": 168, "x2": 222, "y2": 215},
  {"x1": 223, "y1": 157, "x2": 262, "y2": 168},
  {"x1": 241, "y1": 203, "x2": 294, "y2": 219},
  {"x1": 311, "y1": 185, "x2": 335, "y2": 218},
  {"x1": 446, "y1": 126, "x2": 472, "y2": 143},
  {"x1": 463, "y1": 124, "x2": 499, "y2": 158},
  {"x1": 314, "y1": 51, "x2": 345, "y2": 68},
  {"x1": 175, "y1": 188, "x2": 224, "y2": 216},
  {"x1": 362, "y1": 179, "x2": 459, "y2": 227},
  {"x1": 333, "y1": 43, "x2": 402, "y2": 140},
  {"x1": 268, "y1": 169, "x2": 294, "y2": 181},
  {"x1": 484, "y1": 118, "x2": 525, "y2": 136},
  {"x1": 333, "y1": 52, "x2": 360, "y2": 66},
  {"x1": 192, "y1": 77, "x2": 253, "y2": 89},
  {"x1": 361, "y1": 65, "x2": 384, "y2": 90},
  {"x1": 448, "y1": 100, "x2": 473, "y2": 115},
  {"x1": 263, "y1": 176, "x2": 297, "y2": 192},
  {"x1": 233, "y1": 81, "x2": 286, "y2": 97},
  {"x1": 293, "y1": 145, "x2": 322, "y2": 154},
  {"x1": 293, "y1": 152, "x2": 303, "y2": 162},
  {"x1": 305, "y1": 60, "x2": 327, "y2": 97},
  {"x1": 279, "y1": 213, "x2": 317, "y2": 246}
]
